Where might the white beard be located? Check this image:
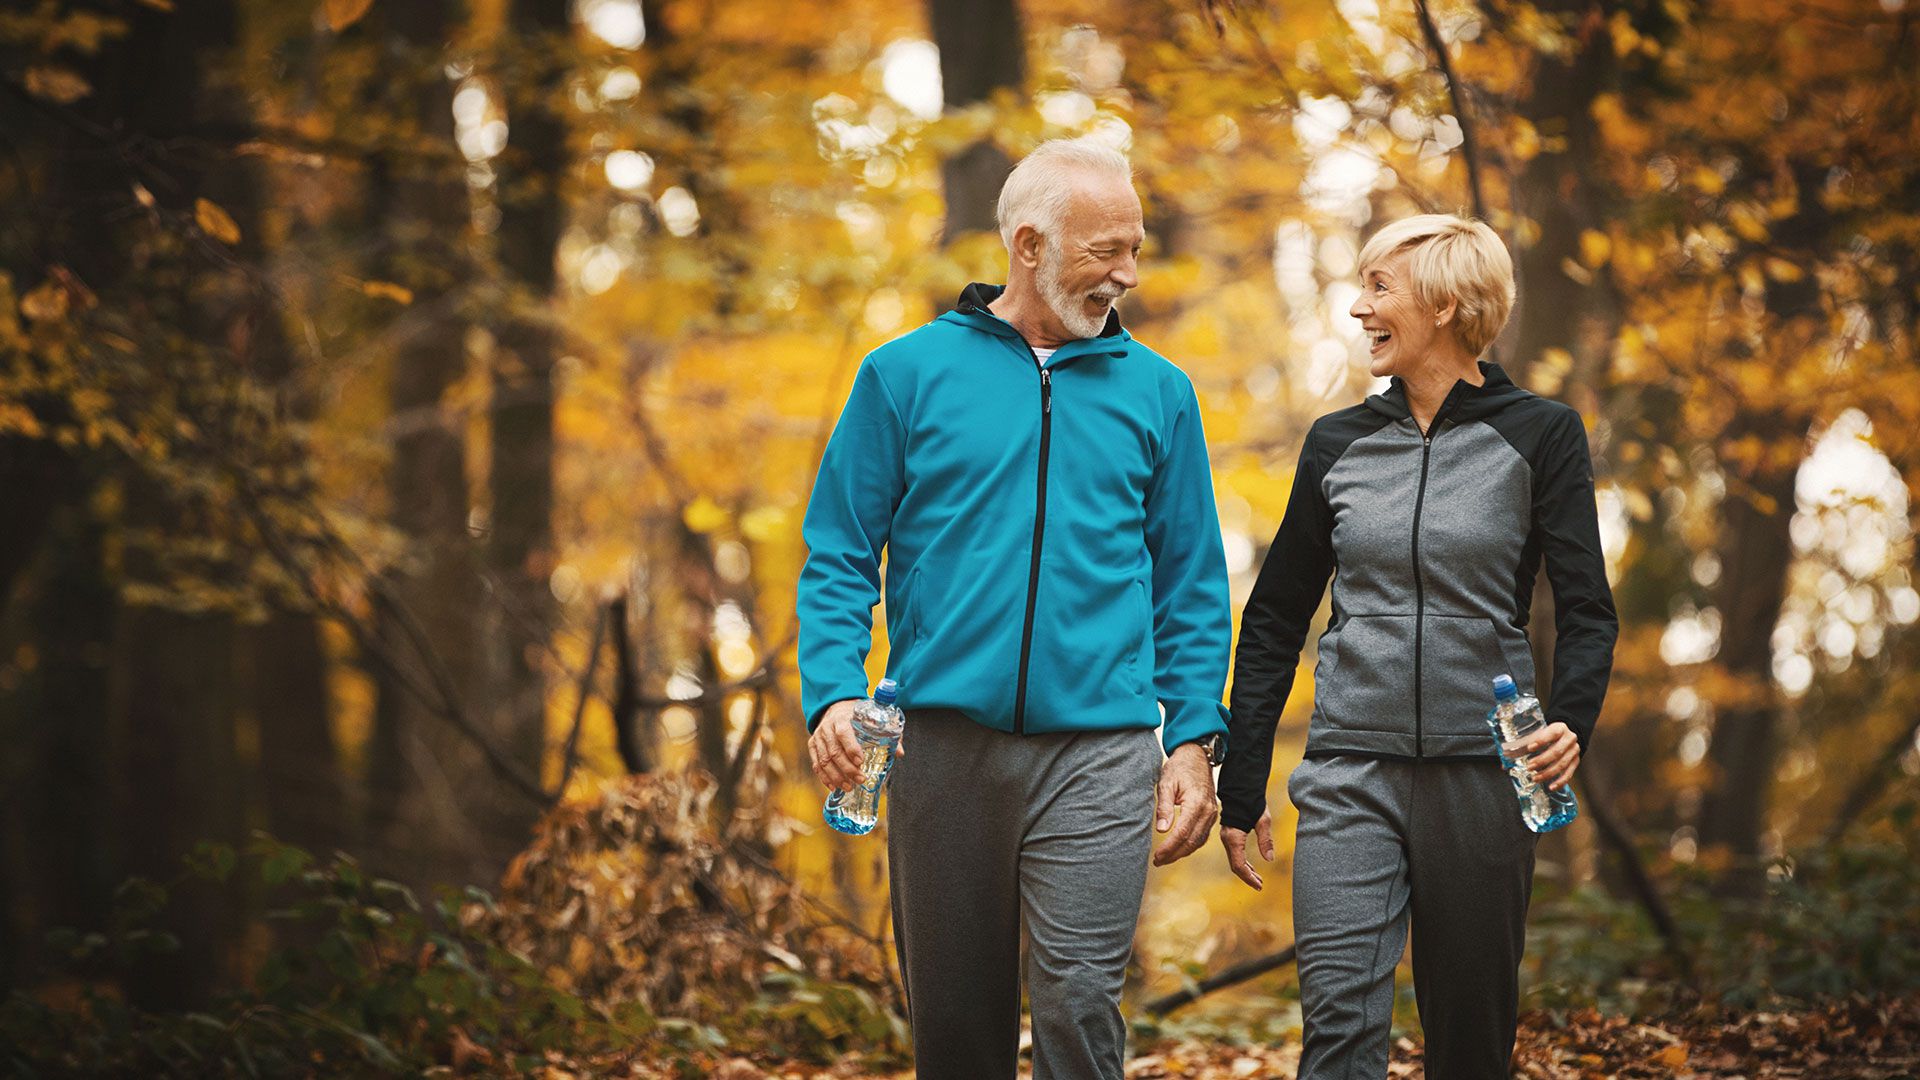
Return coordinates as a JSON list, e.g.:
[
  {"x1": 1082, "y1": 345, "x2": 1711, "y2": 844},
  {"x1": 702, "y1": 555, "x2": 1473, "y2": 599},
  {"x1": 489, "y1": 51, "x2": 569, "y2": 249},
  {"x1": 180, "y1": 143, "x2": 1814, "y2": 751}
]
[{"x1": 1039, "y1": 240, "x2": 1122, "y2": 340}]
